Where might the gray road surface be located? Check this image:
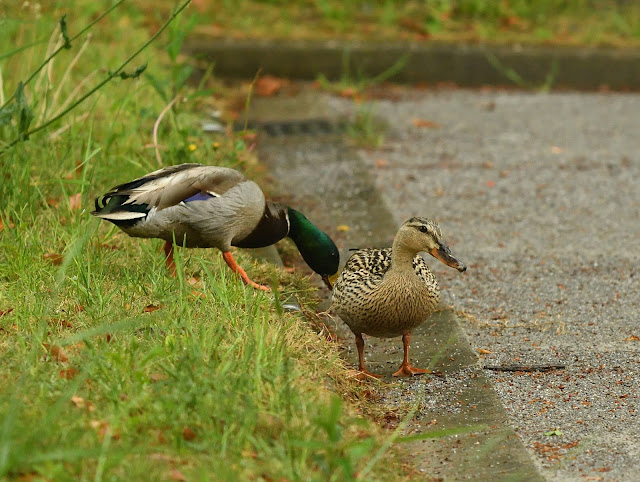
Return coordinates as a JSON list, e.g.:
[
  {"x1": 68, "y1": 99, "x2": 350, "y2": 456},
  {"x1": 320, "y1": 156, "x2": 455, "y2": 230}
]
[{"x1": 325, "y1": 89, "x2": 640, "y2": 480}]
